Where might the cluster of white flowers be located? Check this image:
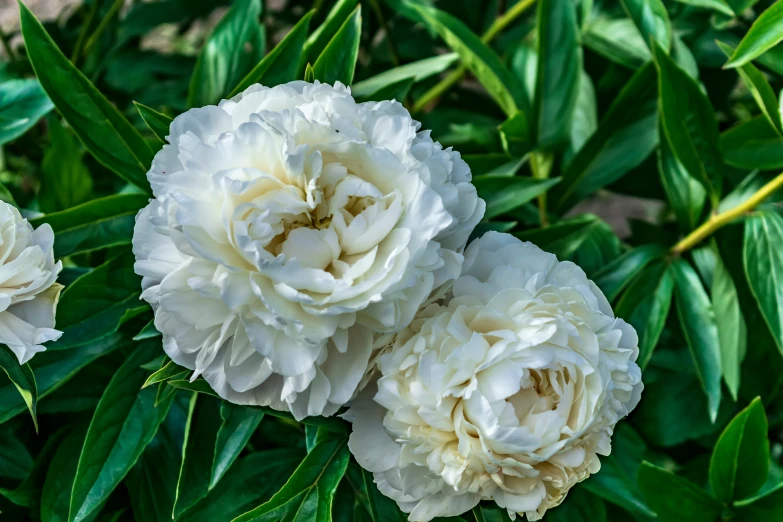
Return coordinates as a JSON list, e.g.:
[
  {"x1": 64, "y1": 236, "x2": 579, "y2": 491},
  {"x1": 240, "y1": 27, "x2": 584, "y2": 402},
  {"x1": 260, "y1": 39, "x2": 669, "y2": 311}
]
[{"x1": 129, "y1": 81, "x2": 642, "y2": 520}]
